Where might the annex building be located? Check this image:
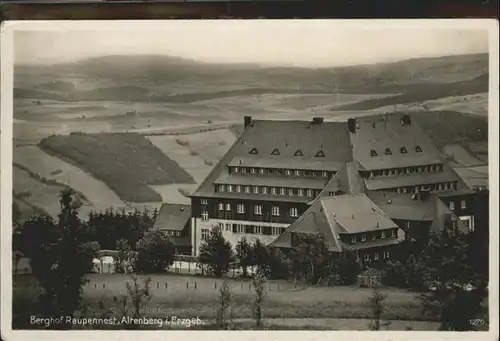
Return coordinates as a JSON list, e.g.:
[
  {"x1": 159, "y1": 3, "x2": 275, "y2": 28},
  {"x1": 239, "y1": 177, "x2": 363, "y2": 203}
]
[{"x1": 185, "y1": 114, "x2": 484, "y2": 263}]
